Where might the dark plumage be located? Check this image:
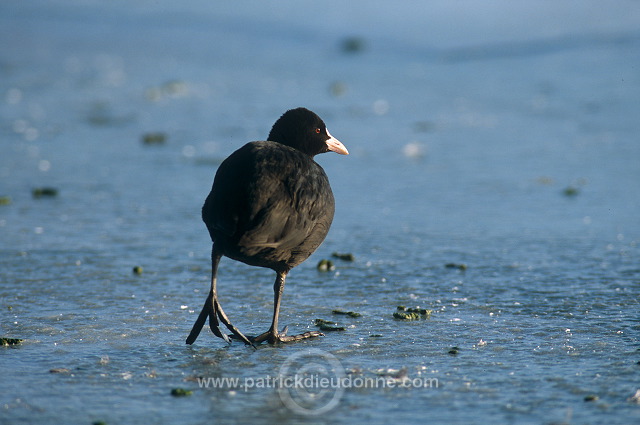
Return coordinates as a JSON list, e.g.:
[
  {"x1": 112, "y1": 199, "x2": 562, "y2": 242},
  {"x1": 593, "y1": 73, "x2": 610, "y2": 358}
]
[{"x1": 186, "y1": 108, "x2": 348, "y2": 346}]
